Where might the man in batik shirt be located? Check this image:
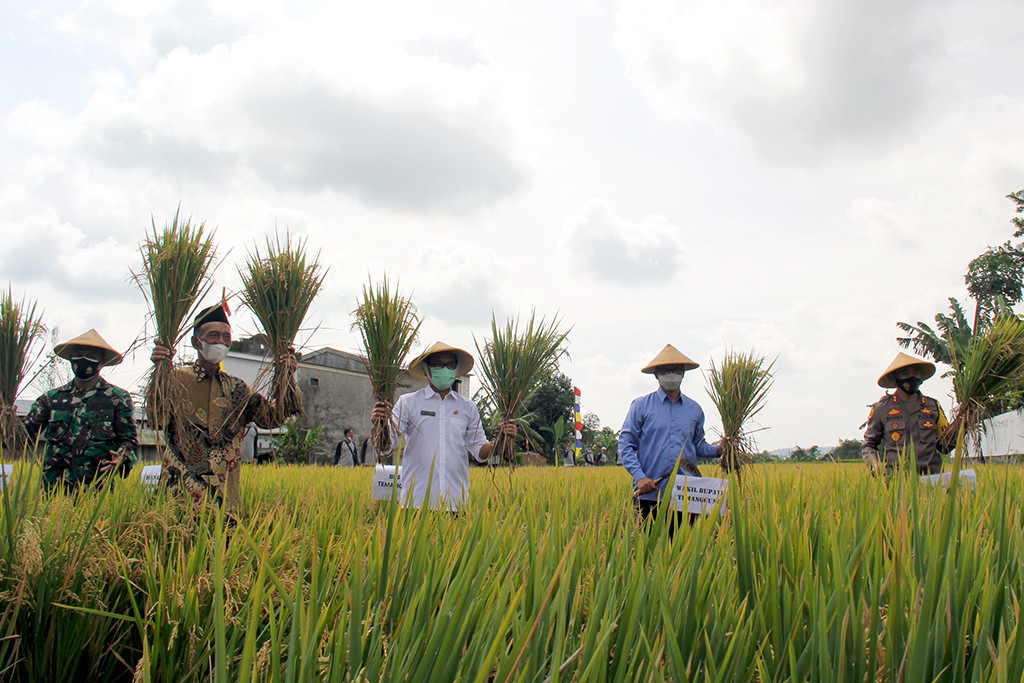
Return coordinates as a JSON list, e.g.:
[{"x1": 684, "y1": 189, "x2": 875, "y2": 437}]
[
  {"x1": 149, "y1": 303, "x2": 300, "y2": 515},
  {"x1": 25, "y1": 329, "x2": 138, "y2": 492}
]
